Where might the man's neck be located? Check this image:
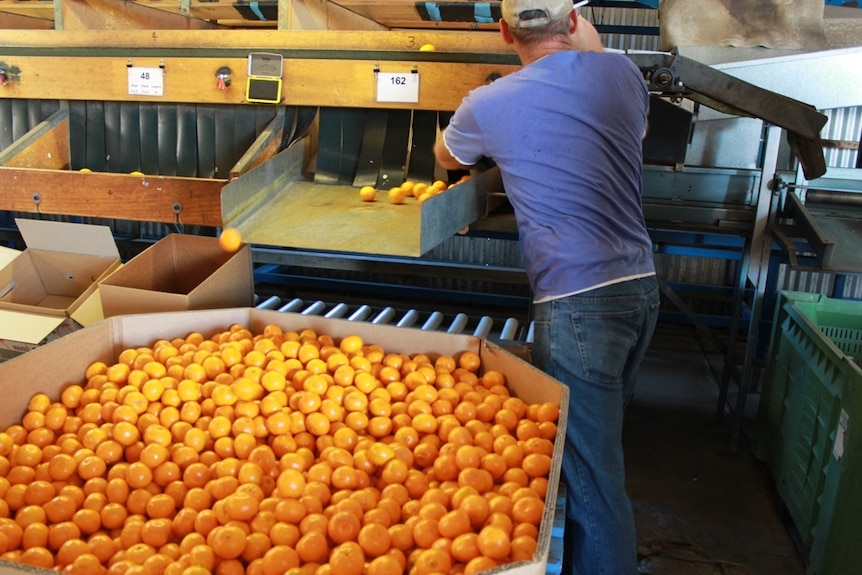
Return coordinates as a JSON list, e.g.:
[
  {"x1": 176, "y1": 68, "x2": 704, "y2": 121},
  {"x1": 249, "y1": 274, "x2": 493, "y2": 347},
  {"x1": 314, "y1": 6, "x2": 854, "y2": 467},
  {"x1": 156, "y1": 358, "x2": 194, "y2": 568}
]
[{"x1": 517, "y1": 37, "x2": 575, "y2": 66}]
